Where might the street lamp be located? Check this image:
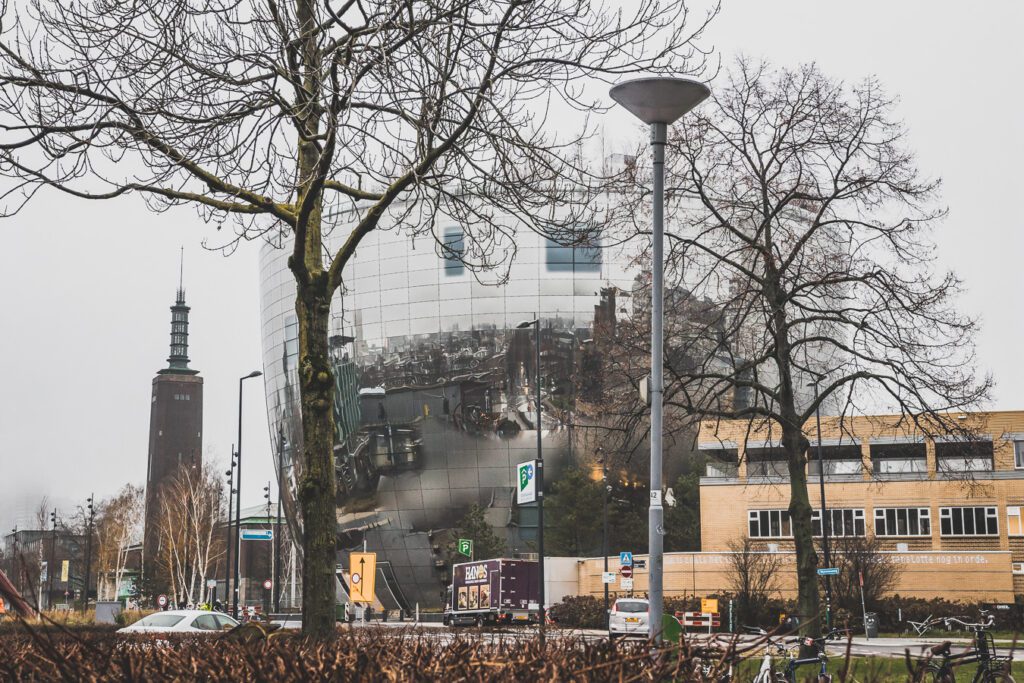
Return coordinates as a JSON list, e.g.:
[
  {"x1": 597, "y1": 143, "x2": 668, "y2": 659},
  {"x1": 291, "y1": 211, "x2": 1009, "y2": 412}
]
[
  {"x1": 609, "y1": 76, "x2": 710, "y2": 641},
  {"x1": 516, "y1": 317, "x2": 545, "y2": 646},
  {"x1": 48, "y1": 509, "x2": 57, "y2": 611},
  {"x1": 809, "y1": 378, "x2": 833, "y2": 629},
  {"x1": 234, "y1": 369, "x2": 263, "y2": 618}
]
